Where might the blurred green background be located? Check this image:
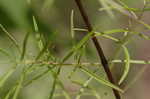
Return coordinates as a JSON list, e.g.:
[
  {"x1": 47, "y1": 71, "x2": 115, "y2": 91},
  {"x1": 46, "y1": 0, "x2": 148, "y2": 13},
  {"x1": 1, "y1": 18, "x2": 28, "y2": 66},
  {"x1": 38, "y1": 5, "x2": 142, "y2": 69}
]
[{"x1": 0, "y1": 0, "x2": 150, "y2": 99}]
